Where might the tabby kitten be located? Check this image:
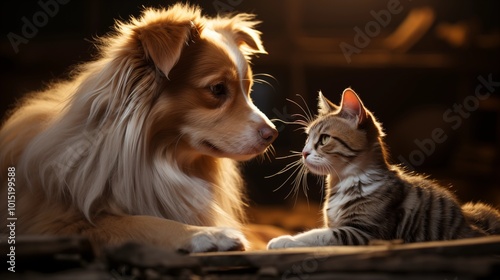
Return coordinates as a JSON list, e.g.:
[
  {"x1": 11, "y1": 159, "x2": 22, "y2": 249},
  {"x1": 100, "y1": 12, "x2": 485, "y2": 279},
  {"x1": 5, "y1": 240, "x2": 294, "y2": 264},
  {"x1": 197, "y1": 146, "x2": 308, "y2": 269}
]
[{"x1": 268, "y1": 88, "x2": 500, "y2": 249}]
